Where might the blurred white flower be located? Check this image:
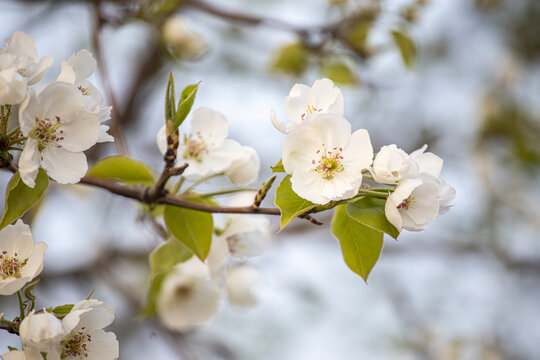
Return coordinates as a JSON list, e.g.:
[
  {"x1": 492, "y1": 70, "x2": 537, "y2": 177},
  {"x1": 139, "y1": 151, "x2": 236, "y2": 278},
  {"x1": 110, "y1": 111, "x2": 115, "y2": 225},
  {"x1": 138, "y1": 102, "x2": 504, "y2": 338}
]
[
  {"x1": 371, "y1": 144, "x2": 412, "y2": 184},
  {"x1": 409, "y1": 144, "x2": 443, "y2": 178},
  {"x1": 157, "y1": 258, "x2": 220, "y2": 332},
  {"x1": 56, "y1": 49, "x2": 113, "y2": 143},
  {"x1": 224, "y1": 145, "x2": 260, "y2": 185},
  {"x1": 1, "y1": 350, "x2": 27, "y2": 360},
  {"x1": 226, "y1": 265, "x2": 261, "y2": 308},
  {"x1": 18, "y1": 82, "x2": 102, "y2": 187},
  {"x1": 0, "y1": 220, "x2": 46, "y2": 296},
  {"x1": 0, "y1": 31, "x2": 53, "y2": 105},
  {"x1": 162, "y1": 16, "x2": 207, "y2": 59},
  {"x1": 271, "y1": 78, "x2": 344, "y2": 134},
  {"x1": 19, "y1": 311, "x2": 64, "y2": 355},
  {"x1": 156, "y1": 107, "x2": 245, "y2": 181},
  {"x1": 282, "y1": 113, "x2": 373, "y2": 204},
  {"x1": 437, "y1": 178, "x2": 456, "y2": 214},
  {"x1": 57, "y1": 299, "x2": 119, "y2": 360},
  {"x1": 384, "y1": 176, "x2": 440, "y2": 231}
]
